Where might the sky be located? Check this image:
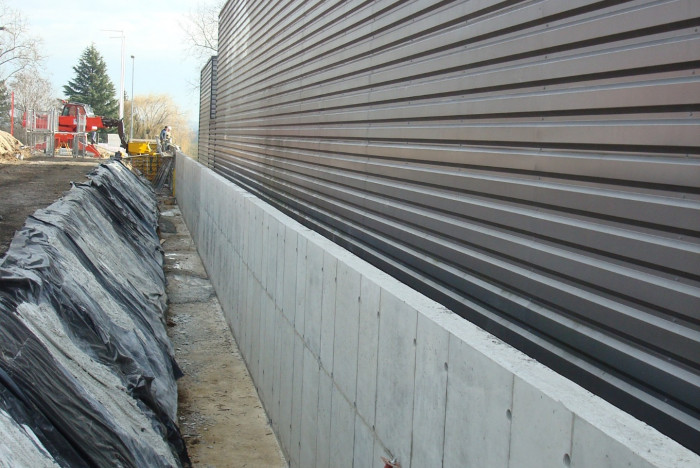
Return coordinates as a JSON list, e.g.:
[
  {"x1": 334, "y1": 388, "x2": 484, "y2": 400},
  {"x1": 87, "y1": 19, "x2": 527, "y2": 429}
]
[{"x1": 6, "y1": 0, "x2": 214, "y2": 126}]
